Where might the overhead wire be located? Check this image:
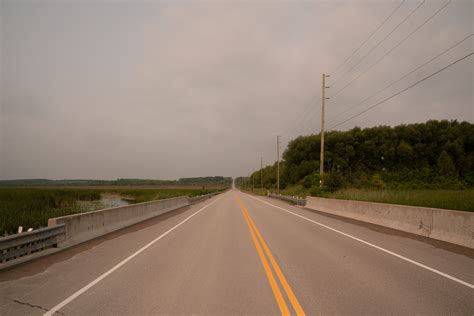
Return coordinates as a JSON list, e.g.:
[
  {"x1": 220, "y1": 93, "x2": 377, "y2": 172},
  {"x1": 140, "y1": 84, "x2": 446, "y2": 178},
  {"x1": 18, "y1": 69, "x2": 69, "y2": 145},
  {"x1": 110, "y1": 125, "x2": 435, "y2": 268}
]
[
  {"x1": 329, "y1": 34, "x2": 473, "y2": 122},
  {"x1": 285, "y1": 94, "x2": 321, "y2": 138},
  {"x1": 292, "y1": 108, "x2": 321, "y2": 137},
  {"x1": 329, "y1": 52, "x2": 473, "y2": 130},
  {"x1": 330, "y1": 0, "x2": 453, "y2": 102},
  {"x1": 330, "y1": 0, "x2": 406, "y2": 79},
  {"x1": 283, "y1": 0, "x2": 455, "y2": 139},
  {"x1": 340, "y1": 0, "x2": 426, "y2": 80},
  {"x1": 285, "y1": 1, "x2": 406, "y2": 138}
]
